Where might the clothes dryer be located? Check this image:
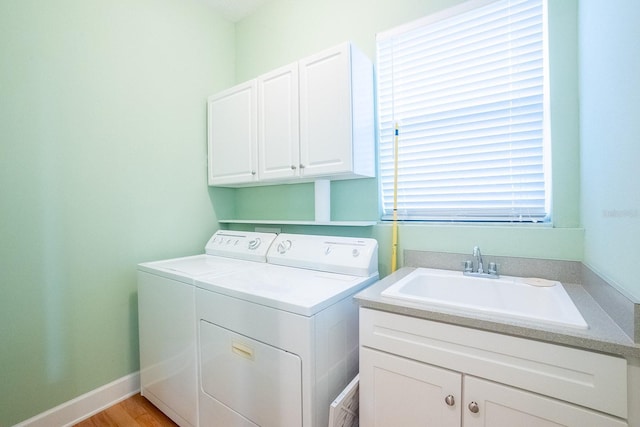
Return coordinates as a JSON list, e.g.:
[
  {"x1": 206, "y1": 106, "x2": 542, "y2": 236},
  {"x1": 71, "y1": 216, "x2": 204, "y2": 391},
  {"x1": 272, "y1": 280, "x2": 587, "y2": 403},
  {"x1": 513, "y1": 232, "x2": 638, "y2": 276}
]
[{"x1": 195, "y1": 233, "x2": 379, "y2": 427}]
